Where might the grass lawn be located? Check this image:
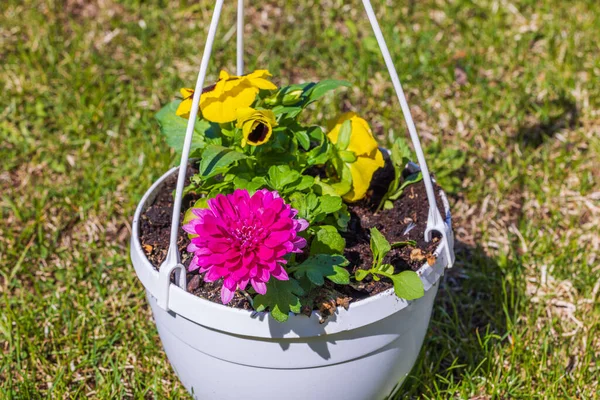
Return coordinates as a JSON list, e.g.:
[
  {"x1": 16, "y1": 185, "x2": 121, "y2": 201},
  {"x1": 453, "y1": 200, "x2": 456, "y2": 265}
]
[{"x1": 1, "y1": 0, "x2": 599, "y2": 398}]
